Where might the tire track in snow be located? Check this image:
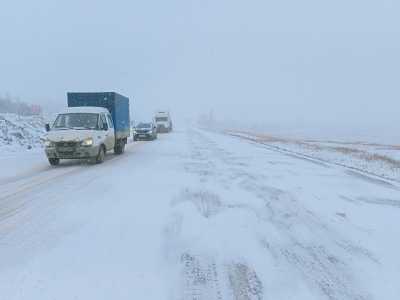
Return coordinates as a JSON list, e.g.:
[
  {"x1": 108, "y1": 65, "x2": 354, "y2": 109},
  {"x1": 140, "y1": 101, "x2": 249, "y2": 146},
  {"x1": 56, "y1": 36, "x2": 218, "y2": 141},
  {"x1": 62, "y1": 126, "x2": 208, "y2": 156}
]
[
  {"x1": 175, "y1": 128, "x2": 375, "y2": 300},
  {"x1": 227, "y1": 263, "x2": 263, "y2": 300},
  {"x1": 166, "y1": 179, "x2": 264, "y2": 297},
  {"x1": 180, "y1": 253, "x2": 224, "y2": 300},
  {"x1": 0, "y1": 142, "x2": 145, "y2": 224},
  {"x1": 179, "y1": 253, "x2": 263, "y2": 300}
]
